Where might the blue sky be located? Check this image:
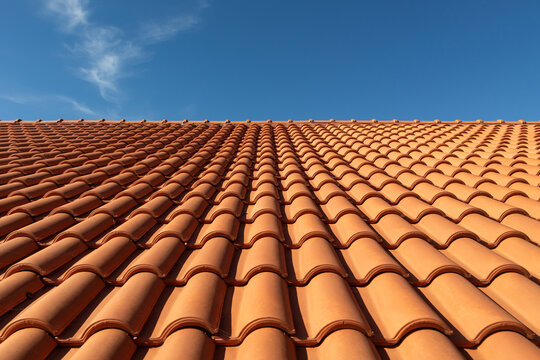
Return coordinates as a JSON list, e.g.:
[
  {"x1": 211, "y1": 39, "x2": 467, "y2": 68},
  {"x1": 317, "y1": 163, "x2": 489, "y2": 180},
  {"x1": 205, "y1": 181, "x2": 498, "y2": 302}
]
[{"x1": 1, "y1": 1, "x2": 539, "y2": 121}]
